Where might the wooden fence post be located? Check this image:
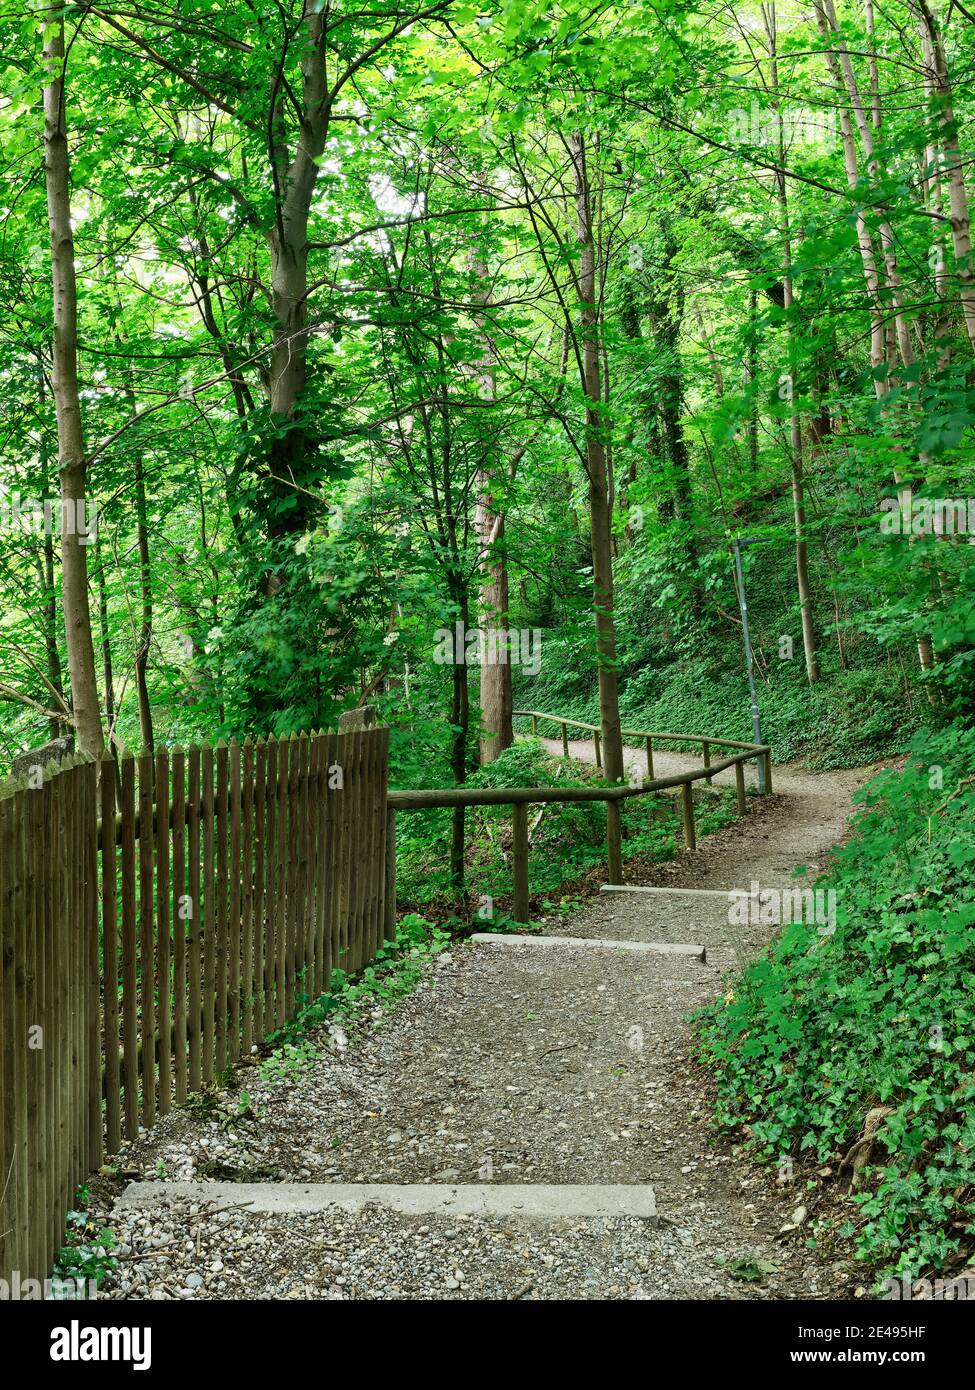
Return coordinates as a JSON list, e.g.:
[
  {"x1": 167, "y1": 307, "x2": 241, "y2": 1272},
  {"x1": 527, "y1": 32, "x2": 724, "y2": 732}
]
[
  {"x1": 119, "y1": 750, "x2": 138, "y2": 1139},
  {"x1": 512, "y1": 802, "x2": 529, "y2": 924},
  {"x1": 100, "y1": 757, "x2": 121, "y2": 1153},
  {"x1": 703, "y1": 740, "x2": 712, "y2": 783},
  {"x1": 680, "y1": 783, "x2": 696, "y2": 851},
  {"x1": 137, "y1": 750, "x2": 156, "y2": 1126},
  {"x1": 763, "y1": 752, "x2": 773, "y2": 794},
  {"x1": 606, "y1": 801, "x2": 623, "y2": 885},
  {"x1": 561, "y1": 722, "x2": 569, "y2": 757},
  {"x1": 646, "y1": 737, "x2": 654, "y2": 779},
  {"x1": 594, "y1": 730, "x2": 601, "y2": 770},
  {"x1": 735, "y1": 759, "x2": 747, "y2": 815},
  {"x1": 384, "y1": 808, "x2": 397, "y2": 942},
  {"x1": 171, "y1": 747, "x2": 188, "y2": 1106},
  {"x1": 155, "y1": 748, "x2": 172, "y2": 1117}
]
